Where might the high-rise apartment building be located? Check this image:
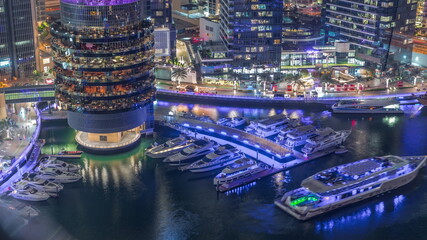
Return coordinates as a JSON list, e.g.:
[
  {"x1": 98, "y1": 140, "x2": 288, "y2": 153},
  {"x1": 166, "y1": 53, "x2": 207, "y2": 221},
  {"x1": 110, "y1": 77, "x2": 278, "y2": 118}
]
[
  {"x1": 0, "y1": 0, "x2": 36, "y2": 81},
  {"x1": 323, "y1": 0, "x2": 417, "y2": 70},
  {"x1": 219, "y1": 0, "x2": 283, "y2": 81},
  {"x1": 35, "y1": 0, "x2": 61, "y2": 22},
  {"x1": 52, "y1": 0, "x2": 156, "y2": 152}
]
